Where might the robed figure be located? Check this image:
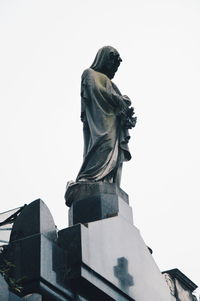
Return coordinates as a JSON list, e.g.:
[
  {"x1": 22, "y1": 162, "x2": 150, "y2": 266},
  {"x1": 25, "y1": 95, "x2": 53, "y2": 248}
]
[{"x1": 76, "y1": 46, "x2": 136, "y2": 187}]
